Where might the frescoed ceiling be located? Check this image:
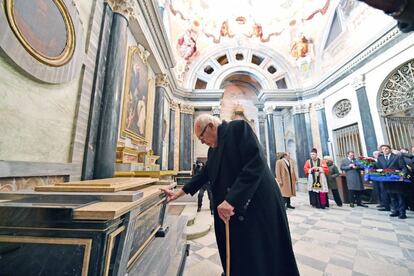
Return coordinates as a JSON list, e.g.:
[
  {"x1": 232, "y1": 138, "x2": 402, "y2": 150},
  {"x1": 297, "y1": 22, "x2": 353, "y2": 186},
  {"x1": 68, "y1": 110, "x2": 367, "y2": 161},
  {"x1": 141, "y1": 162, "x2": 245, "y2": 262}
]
[{"x1": 158, "y1": 0, "x2": 395, "y2": 88}]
